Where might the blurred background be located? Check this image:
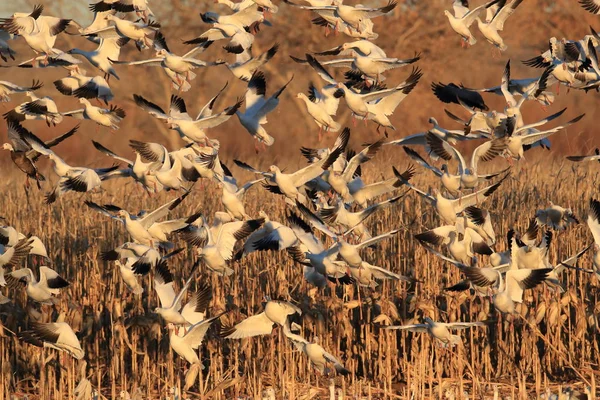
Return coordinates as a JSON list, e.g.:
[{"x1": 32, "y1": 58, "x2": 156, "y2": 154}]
[{"x1": 0, "y1": 0, "x2": 598, "y2": 174}]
